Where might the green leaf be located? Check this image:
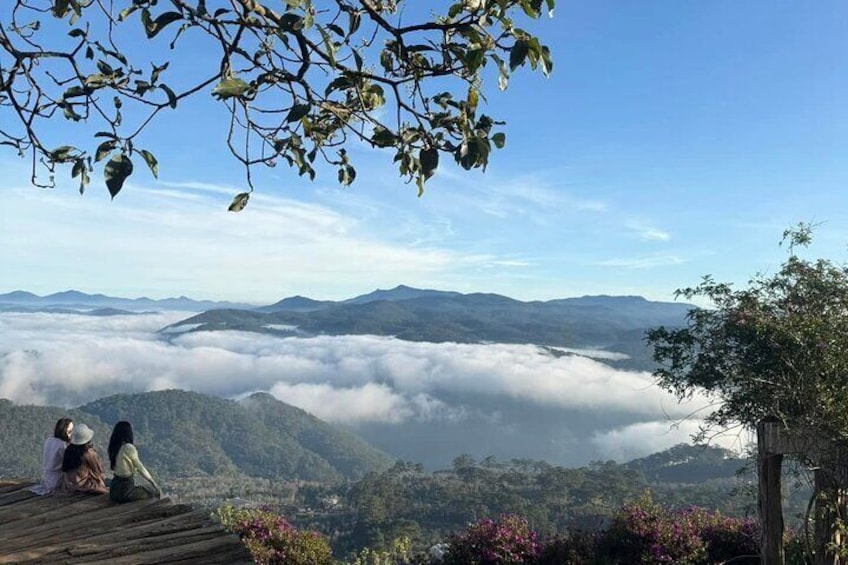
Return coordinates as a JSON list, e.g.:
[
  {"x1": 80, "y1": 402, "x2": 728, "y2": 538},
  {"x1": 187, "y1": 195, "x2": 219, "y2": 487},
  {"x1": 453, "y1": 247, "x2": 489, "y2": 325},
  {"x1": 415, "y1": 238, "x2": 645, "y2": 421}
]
[
  {"x1": 118, "y1": 5, "x2": 139, "y2": 21},
  {"x1": 277, "y1": 13, "x2": 304, "y2": 32},
  {"x1": 338, "y1": 165, "x2": 356, "y2": 186},
  {"x1": 62, "y1": 85, "x2": 93, "y2": 99},
  {"x1": 370, "y1": 127, "x2": 396, "y2": 148},
  {"x1": 492, "y1": 133, "x2": 506, "y2": 149},
  {"x1": 420, "y1": 147, "x2": 439, "y2": 179},
  {"x1": 510, "y1": 40, "x2": 530, "y2": 71},
  {"x1": 285, "y1": 103, "x2": 310, "y2": 123},
  {"x1": 96, "y1": 60, "x2": 115, "y2": 76},
  {"x1": 49, "y1": 146, "x2": 74, "y2": 162},
  {"x1": 52, "y1": 0, "x2": 71, "y2": 18},
  {"x1": 72, "y1": 158, "x2": 90, "y2": 194},
  {"x1": 465, "y1": 48, "x2": 486, "y2": 74},
  {"x1": 491, "y1": 54, "x2": 509, "y2": 91},
  {"x1": 142, "y1": 10, "x2": 183, "y2": 39},
  {"x1": 467, "y1": 87, "x2": 479, "y2": 112},
  {"x1": 71, "y1": 158, "x2": 85, "y2": 178},
  {"x1": 139, "y1": 149, "x2": 159, "y2": 179},
  {"x1": 544, "y1": 0, "x2": 555, "y2": 17},
  {"x1": 540, "y1": 46, "x2": 553, "y2": 77},
  {"x1": 317, "y1": 25, "x2": 337, "y2": 67},
  {"x1": 228, "y1": 192, "x2": 250, "y2": 212},
  {"x1": 348, "y1": 10, "x2": 361, "y2": 35},
  {"x1": 211, "y1": 77, "x2": 251, "y2": 100},
  {"x1": 95, "y1": 140, "x2": 117, "y2": 162},
  {"x1": 103, "y1": 153, "x2": 133, "y2": 199},
  {"x1": 520, "y1": 0, "x2": 541, "y2": 18},
  {"x1": 159, "y1": 84, "x2": 178, "y2": 108}
]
